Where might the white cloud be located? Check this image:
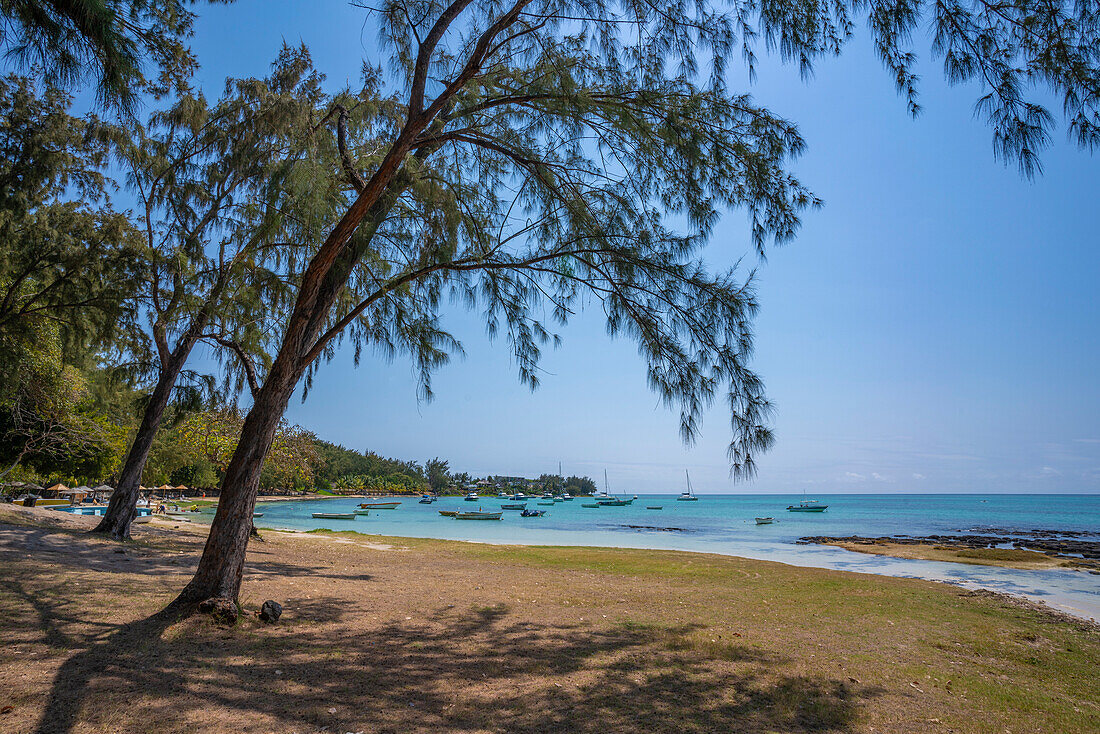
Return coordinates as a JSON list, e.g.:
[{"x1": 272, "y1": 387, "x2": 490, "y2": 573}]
[
  {"x1": 842, "y1": 472, "x2": 866, "y2": 481},
  {"x1": 871, "y1": 472, "x2": 892, "y2": 482},
  {"x1": 911, "y1": 473, "x2": 926, "y2": 480}
]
